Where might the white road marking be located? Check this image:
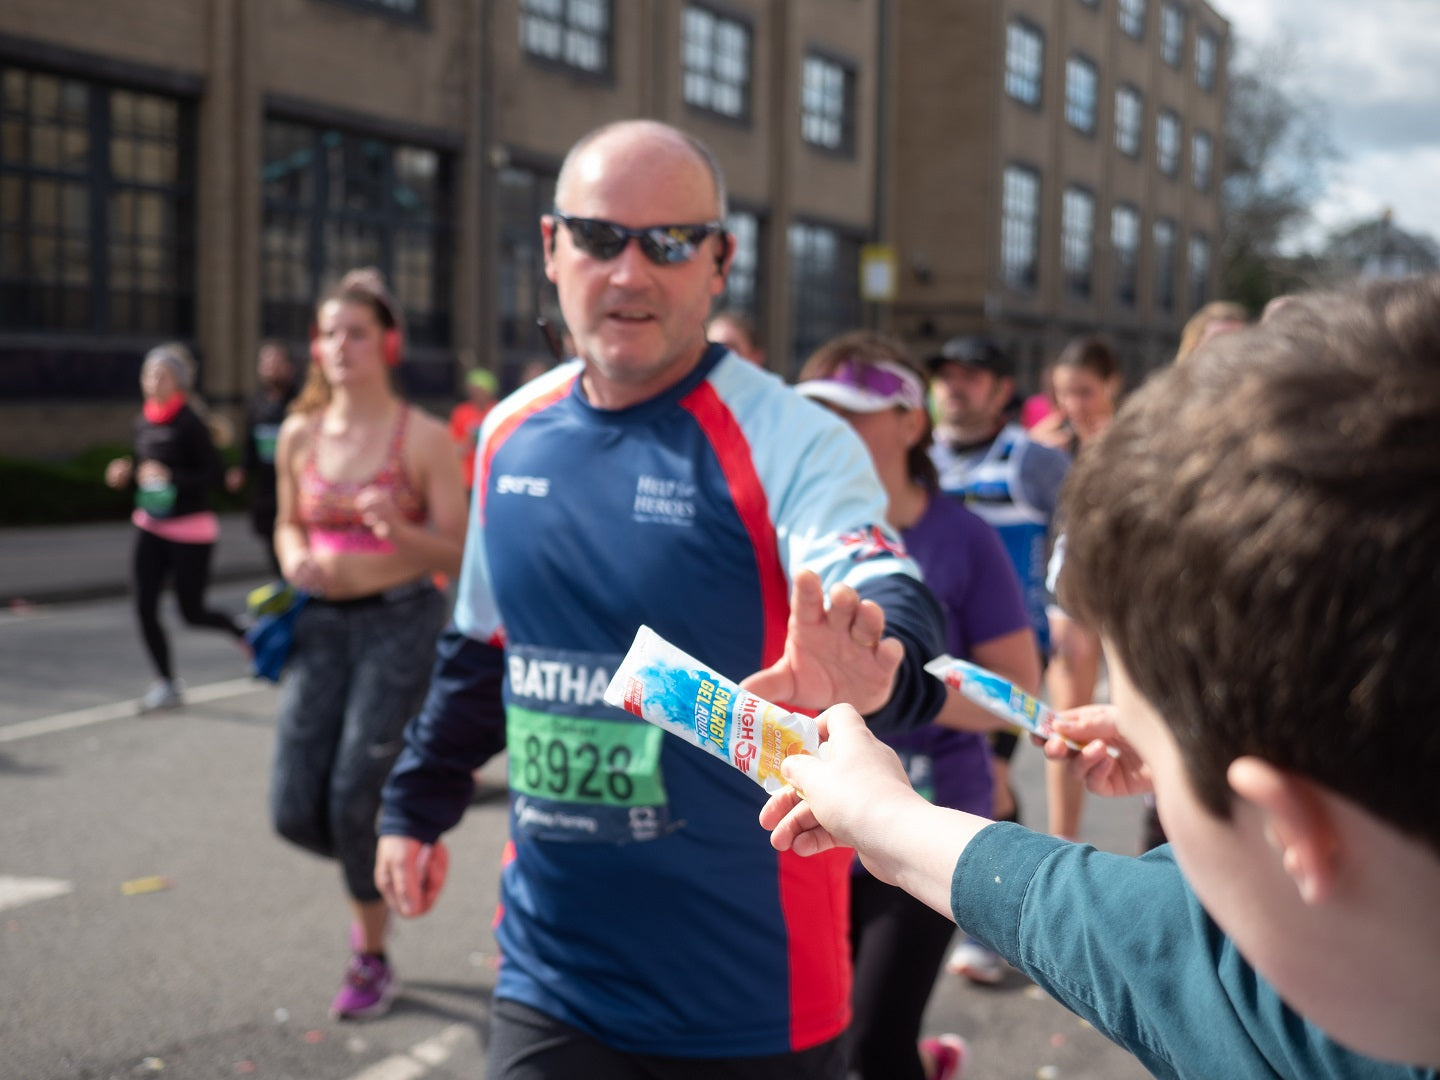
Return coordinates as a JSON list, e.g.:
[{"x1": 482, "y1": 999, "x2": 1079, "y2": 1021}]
[
  {"x1": 0, "y1": 874, "x2": 74, "y2": 913},
  {"x1": 0, "y1": 678, "x2": 265, "y2": 744},
  {"x1": 343, "y1": 1023, "x2": 472, "y2": 1080}
]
